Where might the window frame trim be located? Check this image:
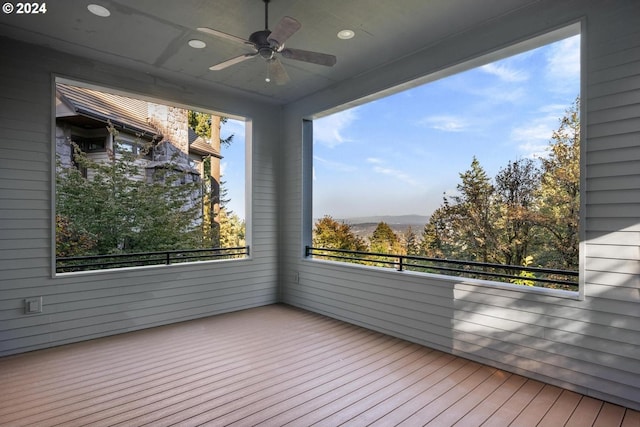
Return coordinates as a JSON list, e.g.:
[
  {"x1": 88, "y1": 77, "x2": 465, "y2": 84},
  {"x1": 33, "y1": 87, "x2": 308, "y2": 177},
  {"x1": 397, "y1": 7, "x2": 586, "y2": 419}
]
[{"x1": 51, "y1": 76, "x2": 252, "y2": 277}]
